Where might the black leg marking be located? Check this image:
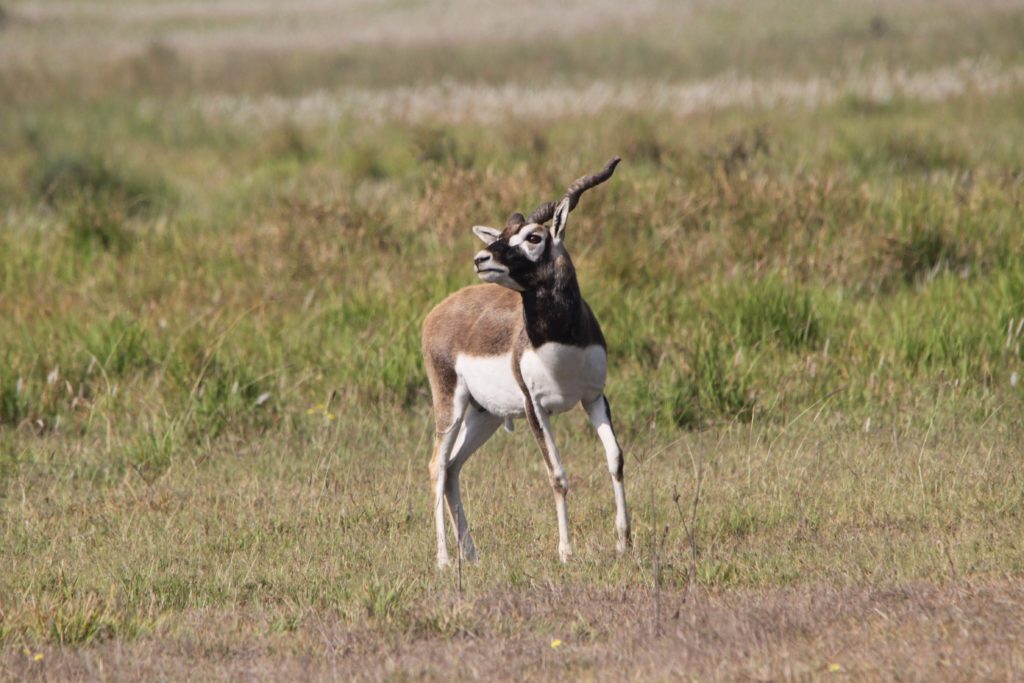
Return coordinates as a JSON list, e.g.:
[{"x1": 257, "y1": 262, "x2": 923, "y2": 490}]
[{"x1": 605, "y1": 396, "x2": 625, "y2": 482}]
